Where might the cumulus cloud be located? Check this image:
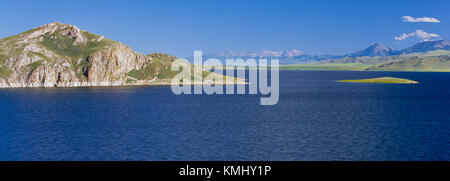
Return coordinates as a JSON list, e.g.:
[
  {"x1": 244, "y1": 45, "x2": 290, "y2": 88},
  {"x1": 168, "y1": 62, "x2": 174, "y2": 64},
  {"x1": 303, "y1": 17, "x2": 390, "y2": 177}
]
[
  {"x1": 402, "y1": 16, "x2": 440, "y2": 23},
  {"x1": 394, "y1": 30, "x2": 440, "y2": 41}
]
